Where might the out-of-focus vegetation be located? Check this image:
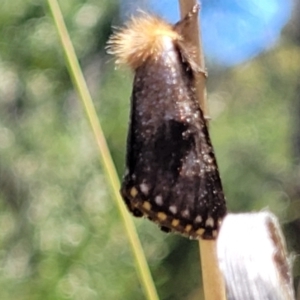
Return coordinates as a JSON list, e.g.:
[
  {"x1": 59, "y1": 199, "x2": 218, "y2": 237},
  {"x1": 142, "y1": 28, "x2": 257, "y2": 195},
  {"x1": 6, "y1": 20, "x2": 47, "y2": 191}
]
[{"x1": 0, "y1": 1, "x2": 299, "y2": 299}]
